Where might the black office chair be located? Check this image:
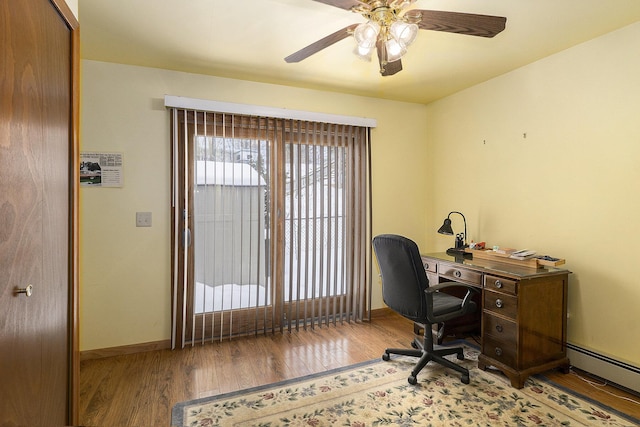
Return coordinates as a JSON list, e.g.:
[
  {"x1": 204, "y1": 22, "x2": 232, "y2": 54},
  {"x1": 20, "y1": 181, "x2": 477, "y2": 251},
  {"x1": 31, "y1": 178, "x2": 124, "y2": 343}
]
[{"x1": 372, "y1": 234, "x2": 478, "y2": 385}]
